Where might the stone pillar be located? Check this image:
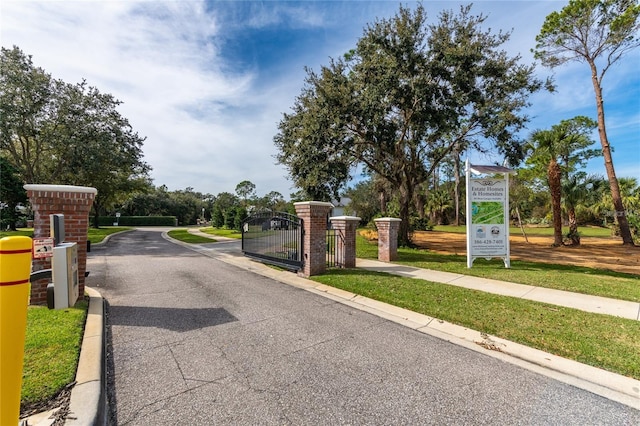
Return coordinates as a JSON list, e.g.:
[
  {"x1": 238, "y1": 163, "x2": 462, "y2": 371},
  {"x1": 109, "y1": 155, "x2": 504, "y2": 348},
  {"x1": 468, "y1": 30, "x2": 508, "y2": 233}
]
[
  {"x1": 329, "y1": 216, "x2": 361, "y2": 268},
  {"x1": 374, "y1": 218, "x2": 402, "y2": 262},
  {"x1": 25, "y1": 184, "x2": 97, "y2": 305},
  {"x1": 294, "y1": 201, "x2": 333, "y2": 277}
]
